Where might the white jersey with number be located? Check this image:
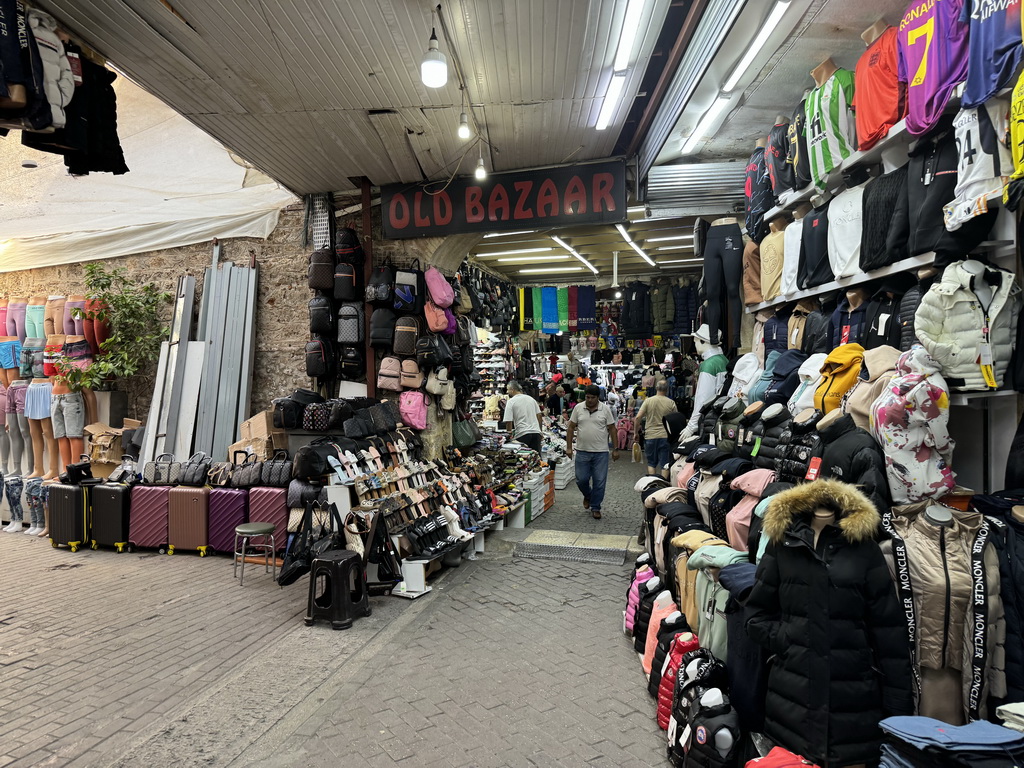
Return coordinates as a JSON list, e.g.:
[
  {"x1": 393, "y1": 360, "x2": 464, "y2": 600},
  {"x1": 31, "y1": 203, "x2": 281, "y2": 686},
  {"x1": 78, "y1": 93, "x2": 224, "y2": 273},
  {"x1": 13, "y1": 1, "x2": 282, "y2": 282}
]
[
  {"x1": 944, "y1": 97, "x2": 1012, "y2": 231},
  {"x1": 805, "y1": 68, "x2": 856, "y2": 189}
]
